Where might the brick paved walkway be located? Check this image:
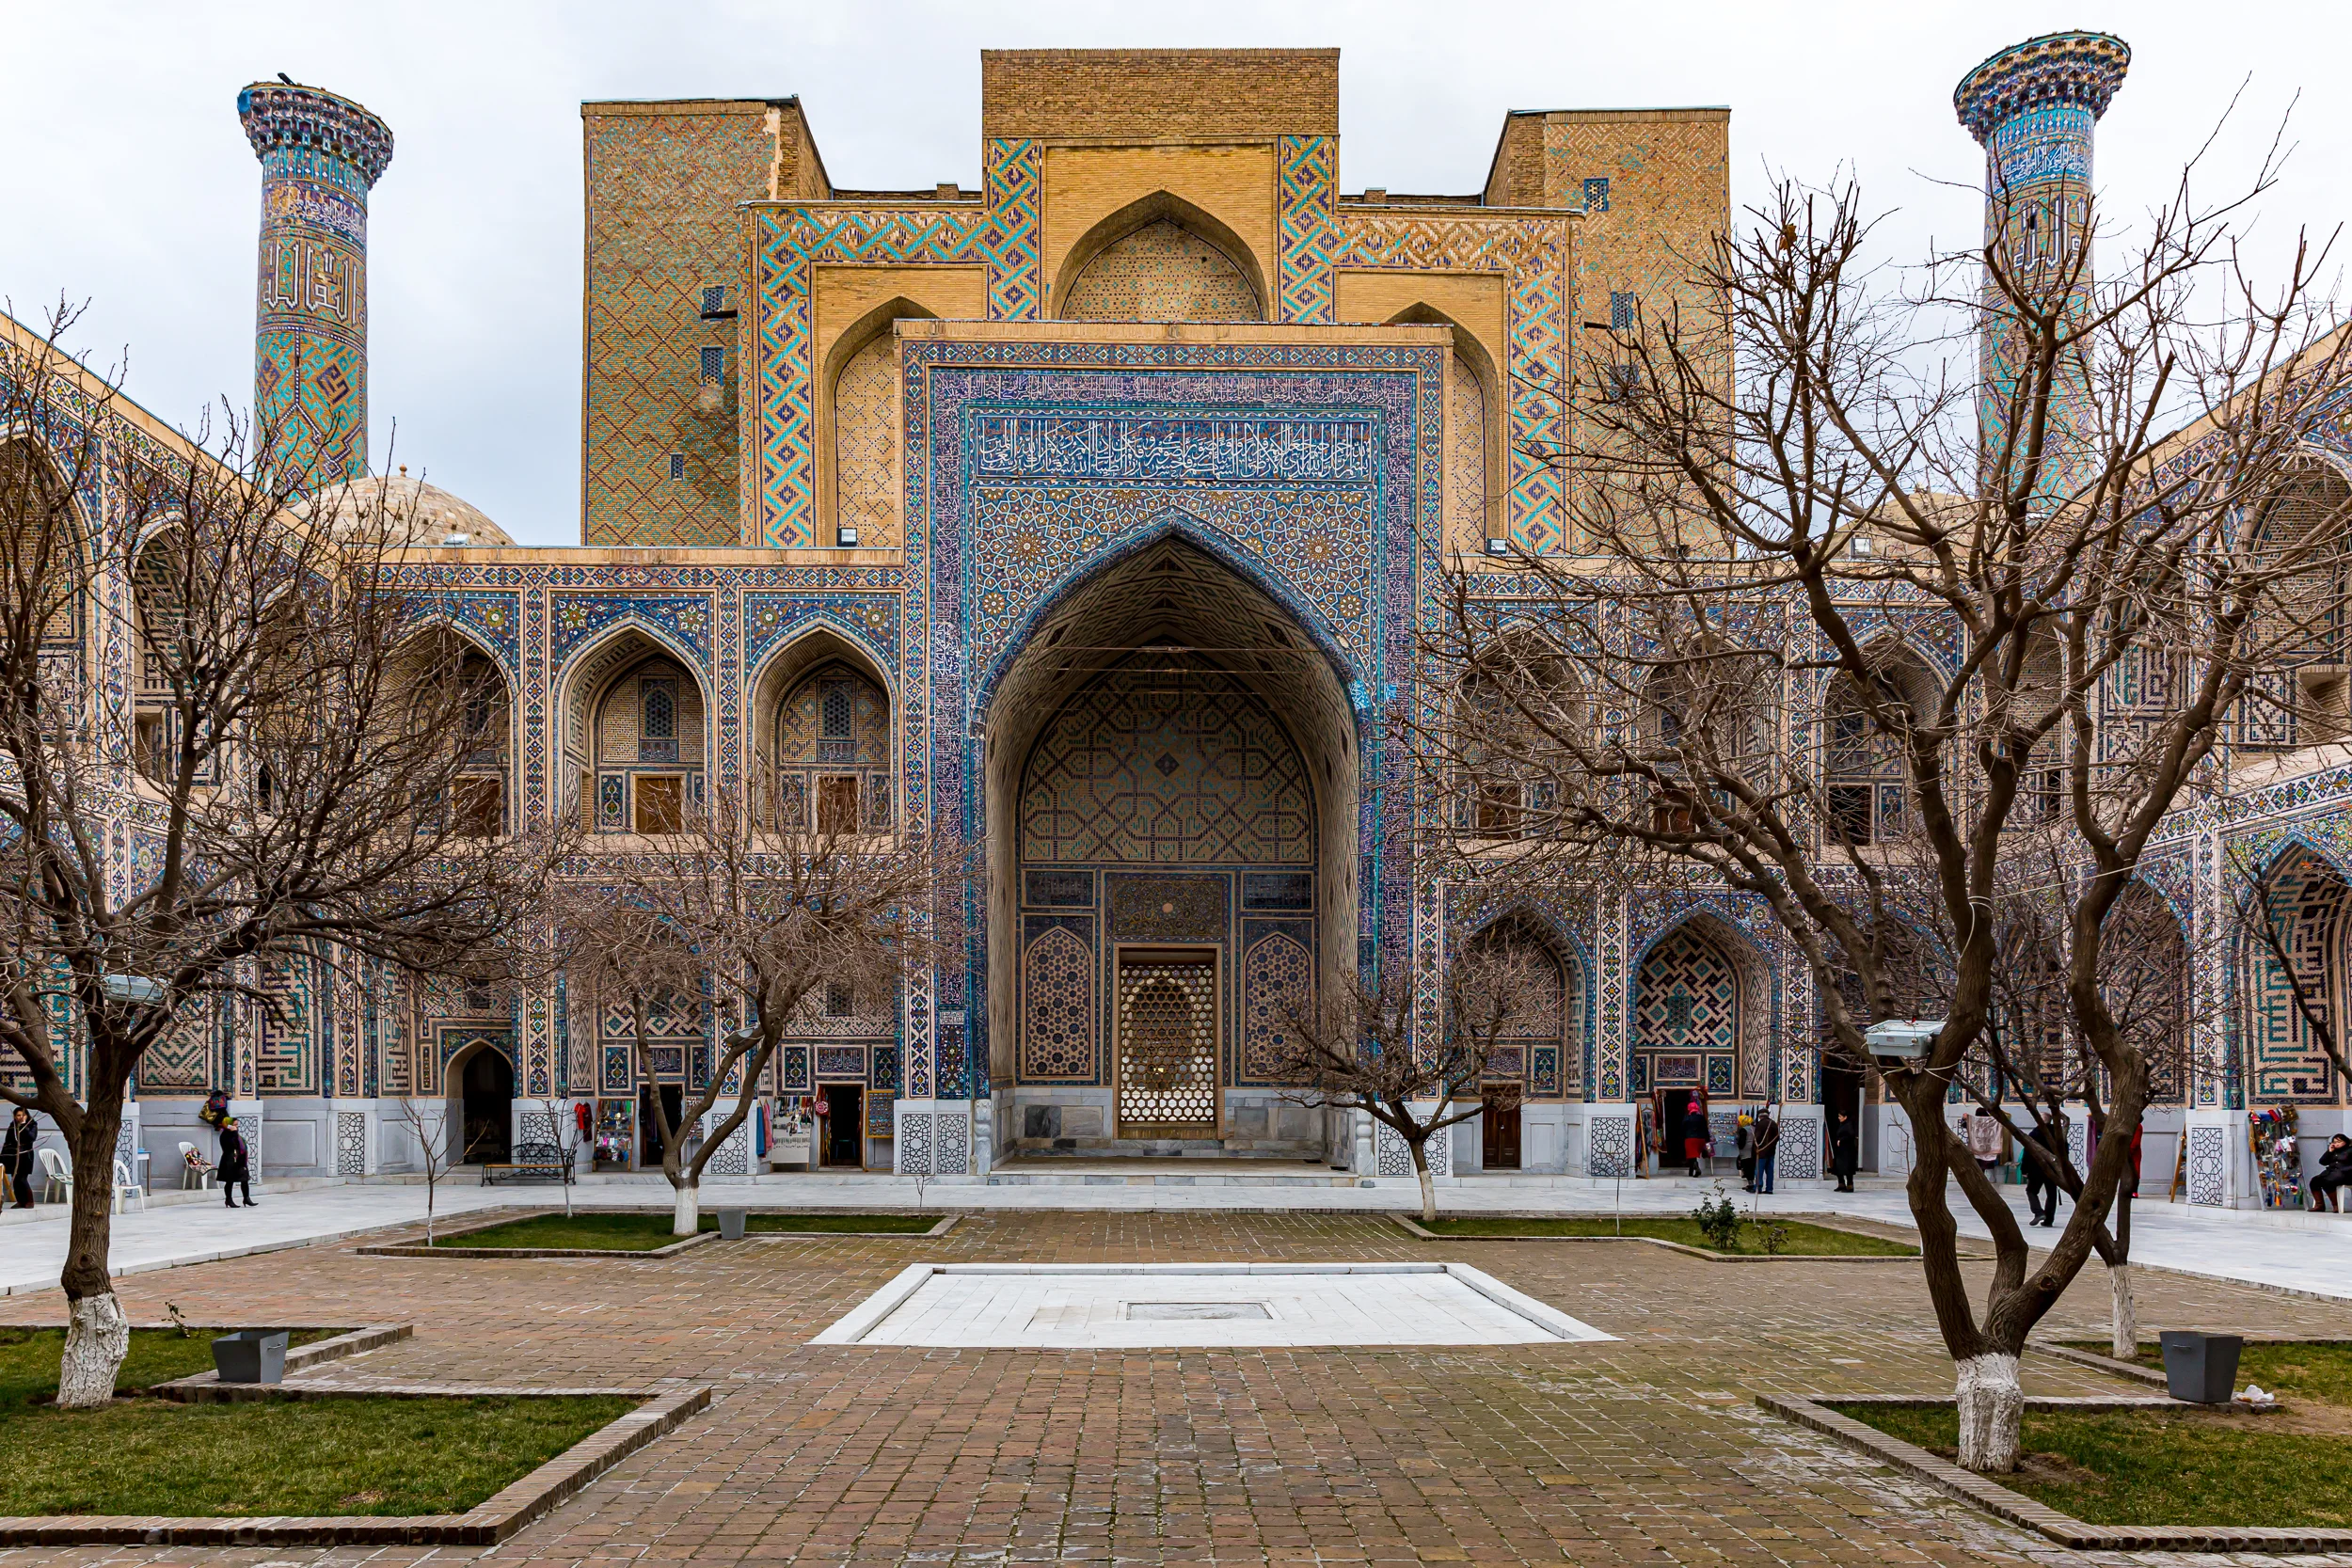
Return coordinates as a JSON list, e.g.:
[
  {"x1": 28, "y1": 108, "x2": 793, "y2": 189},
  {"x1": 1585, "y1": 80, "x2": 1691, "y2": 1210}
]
[{"x1": 2, "y1": 1212, "x2": 2345, "y2": 1568}]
